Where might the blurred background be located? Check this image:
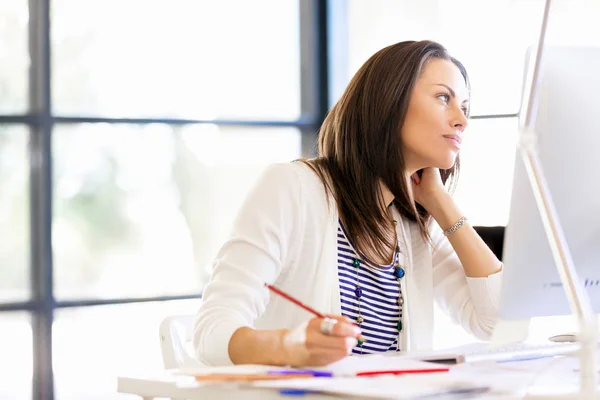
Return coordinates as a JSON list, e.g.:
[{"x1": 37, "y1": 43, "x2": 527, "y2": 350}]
[{"x1": 1, "y1": 0, "x2": 599, "y2": 399}]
